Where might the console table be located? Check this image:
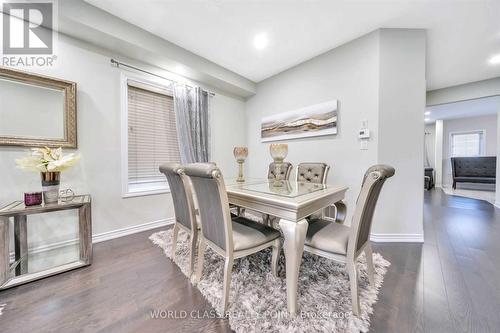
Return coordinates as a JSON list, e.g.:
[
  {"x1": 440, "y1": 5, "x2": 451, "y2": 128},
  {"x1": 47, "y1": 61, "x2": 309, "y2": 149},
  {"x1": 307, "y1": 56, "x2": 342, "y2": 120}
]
[{"x1": 0, "y1": 195, "x2": 92, "y2": 289}]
